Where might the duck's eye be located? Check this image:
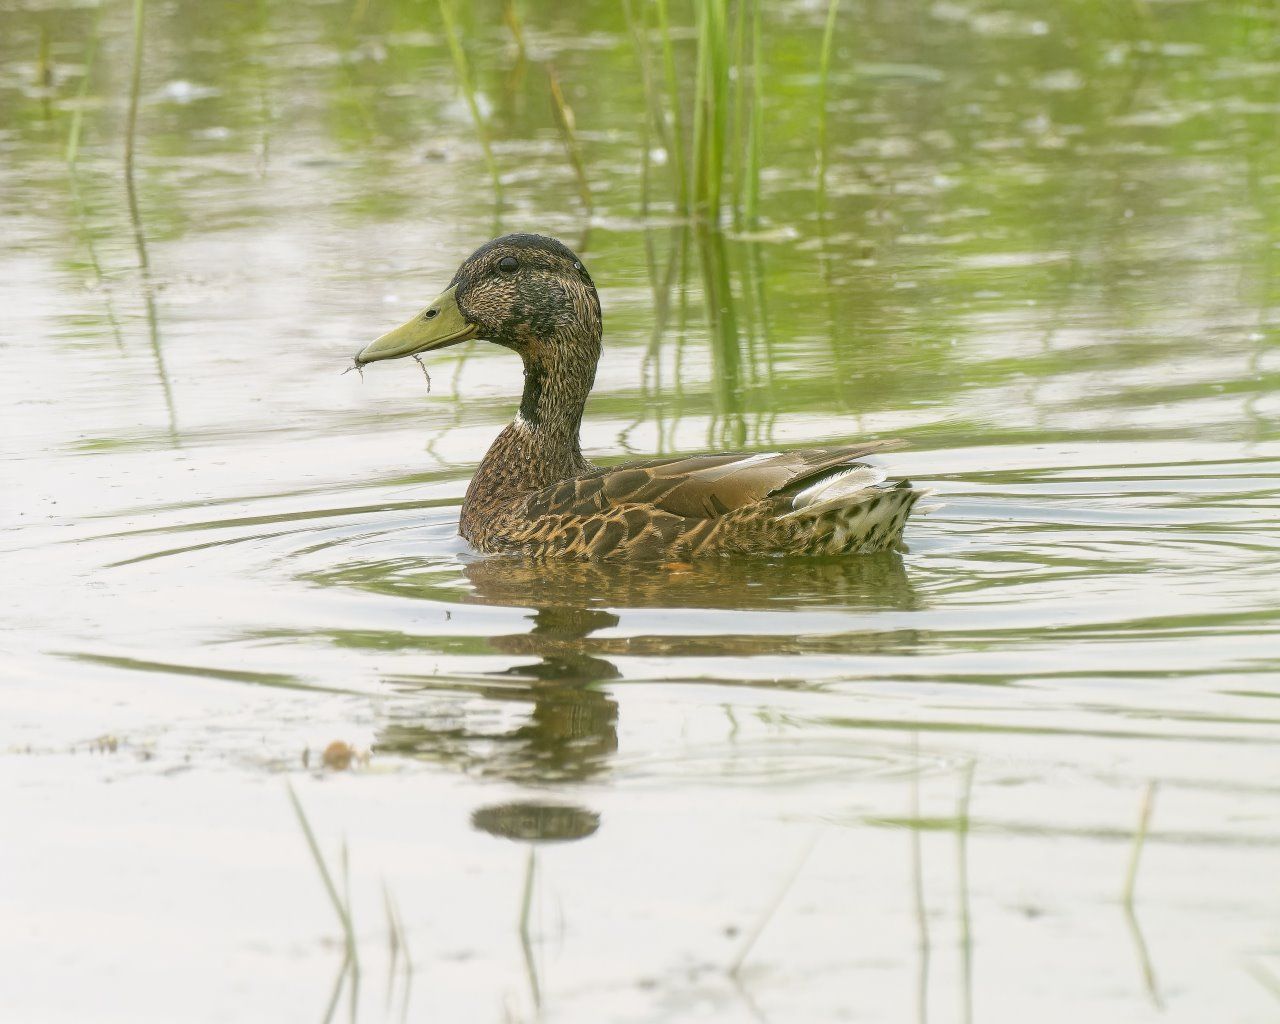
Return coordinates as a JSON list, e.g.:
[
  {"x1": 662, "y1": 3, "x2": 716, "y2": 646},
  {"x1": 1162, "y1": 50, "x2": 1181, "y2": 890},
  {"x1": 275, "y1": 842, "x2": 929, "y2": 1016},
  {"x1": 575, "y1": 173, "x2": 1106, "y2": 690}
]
[{"x1": 498, "y1": 256, "x2": 519, "y2": 274}]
